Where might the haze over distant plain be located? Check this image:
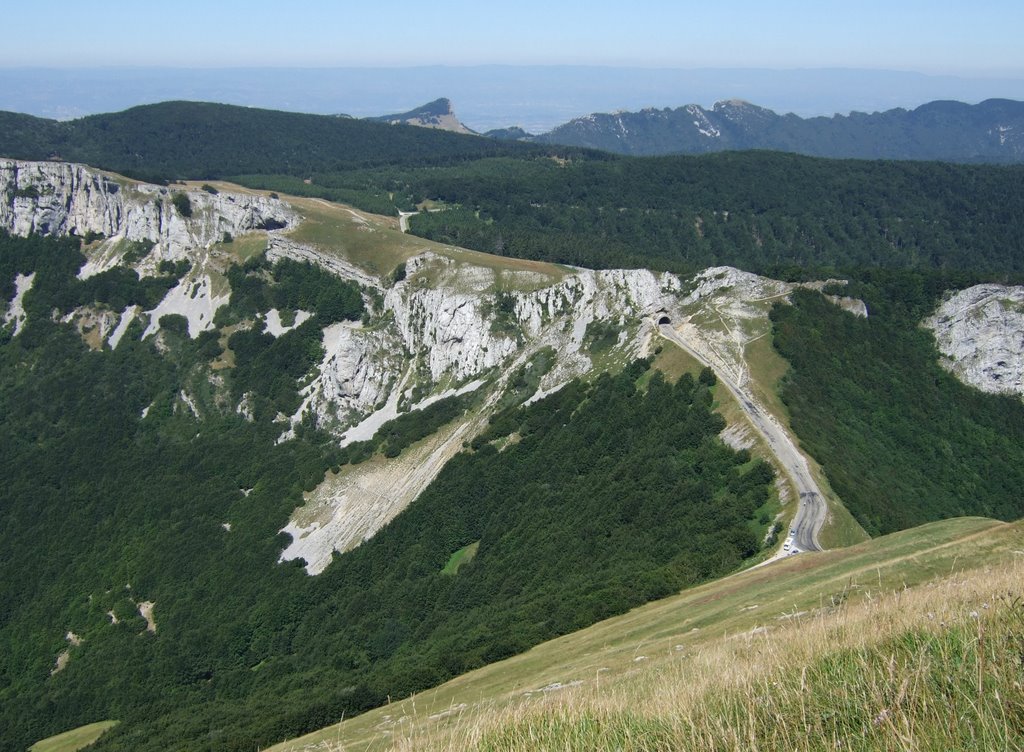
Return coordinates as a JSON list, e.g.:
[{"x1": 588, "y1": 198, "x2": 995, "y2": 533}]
[{"x1": 4, "y1": 0, "x2": 1023, "y2": 132}]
